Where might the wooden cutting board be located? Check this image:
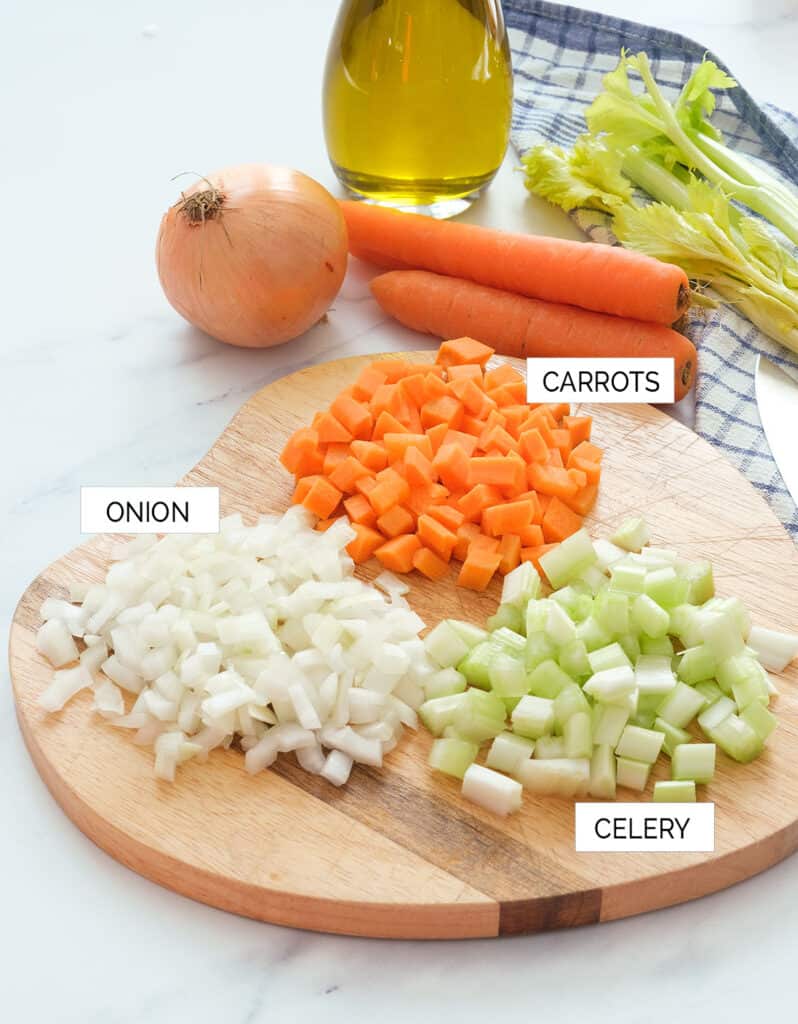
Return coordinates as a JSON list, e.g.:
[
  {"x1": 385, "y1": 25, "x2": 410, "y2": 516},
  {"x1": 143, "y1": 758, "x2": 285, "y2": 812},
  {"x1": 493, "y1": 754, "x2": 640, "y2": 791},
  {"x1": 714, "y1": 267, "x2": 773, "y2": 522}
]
[{"x1": 9, "y1": 352, "x2": 798, "y2": 939}]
